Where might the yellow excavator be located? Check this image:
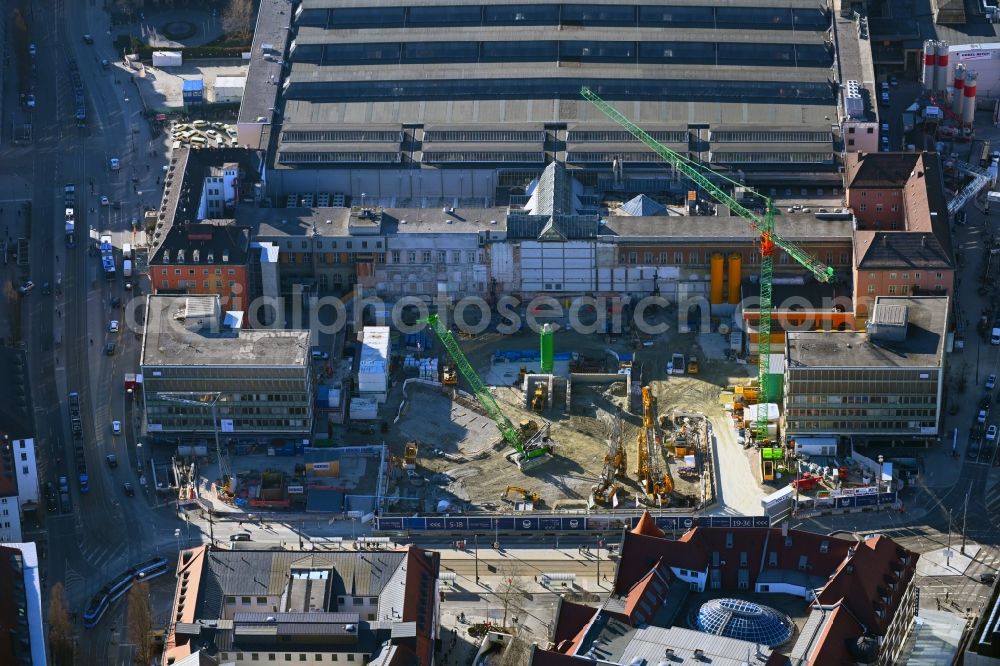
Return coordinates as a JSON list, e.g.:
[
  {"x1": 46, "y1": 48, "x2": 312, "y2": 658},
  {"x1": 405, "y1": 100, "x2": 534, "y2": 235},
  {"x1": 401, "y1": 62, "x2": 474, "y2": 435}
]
[
  {"x1": 637, "y1": 387, "x2": 673, "y2": 503},
  {"x1": 501, "y1": 485, "x2": 541, "y2": 504}
]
